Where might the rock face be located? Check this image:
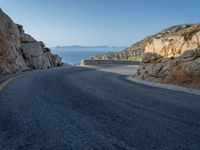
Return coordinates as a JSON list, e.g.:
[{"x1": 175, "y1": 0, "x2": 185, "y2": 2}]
[
  {"x1": 0, "y1": 9, "x2": 62, "y2": 75},
  {"x1": 92, "y1": 23, "x2": 200, "y2": 61},
  {"x1": 91, "y1": 22, "x2": 200, "y2": 88},
  {"x1": 91, "y1": 37, "x2": 151, "y2": 61},
  {"x1": 136, "y1": 52, "x2": 200, "y2": 88},
  {"x1": 136, "y1": 23, "x2": 200, "y2": 88},
  {"x1": 91, "y1": 33, "x2": 155, "y2": 61}
]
